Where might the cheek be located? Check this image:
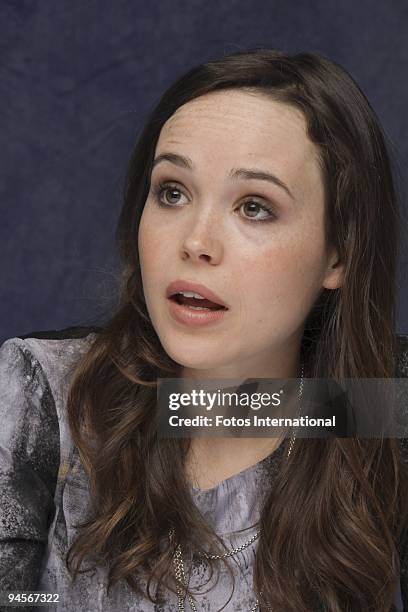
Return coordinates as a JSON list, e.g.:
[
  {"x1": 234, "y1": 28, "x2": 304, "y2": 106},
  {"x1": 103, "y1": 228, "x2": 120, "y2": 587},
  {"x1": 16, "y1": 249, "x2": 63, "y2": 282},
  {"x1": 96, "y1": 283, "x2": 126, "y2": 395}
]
[
  {"x1": 238, "y1": 232, "x2": 326, "y2": 327},
  {"x1": 138, "y1": 208, "x2": 166, "y2": 273}
]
